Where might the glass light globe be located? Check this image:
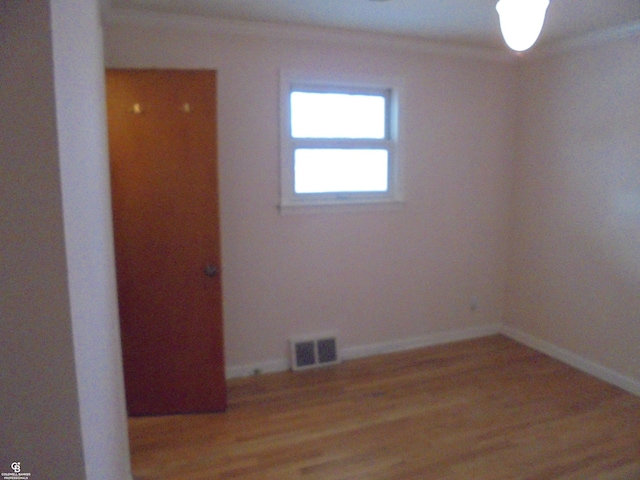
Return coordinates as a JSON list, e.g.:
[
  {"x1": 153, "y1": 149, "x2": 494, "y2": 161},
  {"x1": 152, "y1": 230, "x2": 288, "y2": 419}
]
[{"x1": 496, "y1": 0, "x2": 550, "y2": 52}]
